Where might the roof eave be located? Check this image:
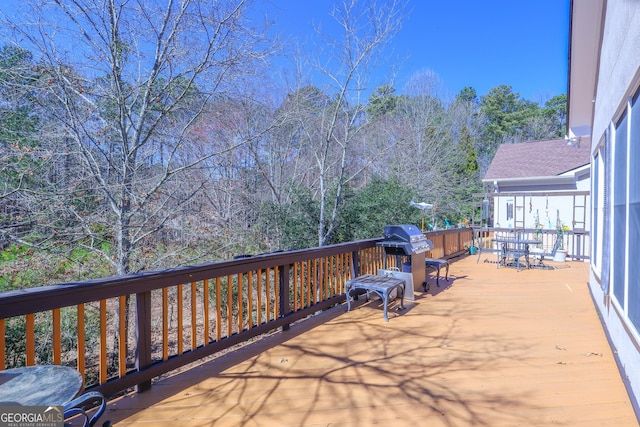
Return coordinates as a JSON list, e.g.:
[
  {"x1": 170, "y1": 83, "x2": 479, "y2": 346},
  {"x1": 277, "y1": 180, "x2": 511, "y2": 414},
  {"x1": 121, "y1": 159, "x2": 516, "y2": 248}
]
[
  {"x1": 482, "y1": 175, "x2": 576, "y2": 186},
  {"x1": 566, "y1": 0, "x2": 606, "y2": 140}
]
